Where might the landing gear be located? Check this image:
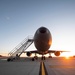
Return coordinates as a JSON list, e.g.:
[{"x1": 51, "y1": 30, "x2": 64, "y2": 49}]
[
  {"x1": 32, "y1": 55, "x2": 38, "y2": 61},
  {"x1": 49, "y1": 53, "x2": 52, "y2": 58},
  {"x1": 49, "y1": 56, "x2": 52, "y2": 58},
  {"x1": 32, "y1": 58, "x2": 35, "y2": 61},
  {"x1": 34, "y1": 56, "x2": 38, "y2": 60},
  {"x1": 41, "y1": 56, "x2": 45, "y2": 60}
]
